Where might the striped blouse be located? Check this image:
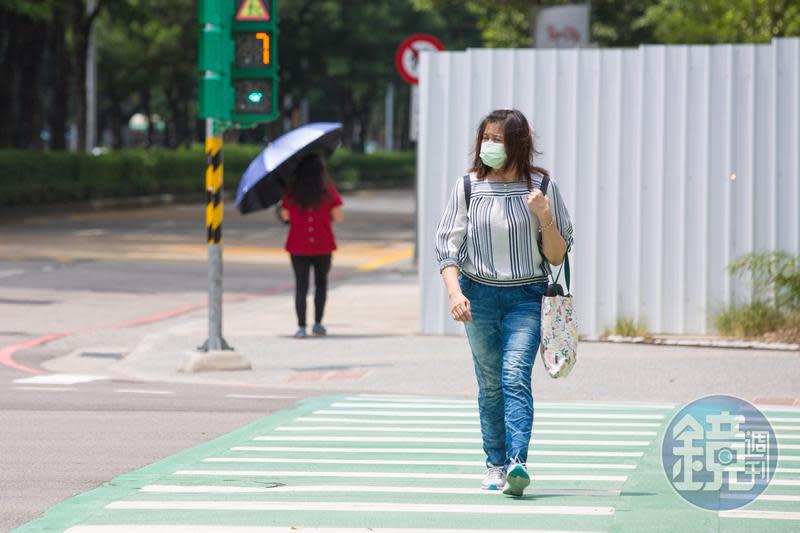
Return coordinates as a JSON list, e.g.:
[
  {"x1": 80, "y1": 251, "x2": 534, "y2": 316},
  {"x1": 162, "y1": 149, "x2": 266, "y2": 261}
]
[{"x1": 435, "y1": 173, "x2": 574, "y2": 287}]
